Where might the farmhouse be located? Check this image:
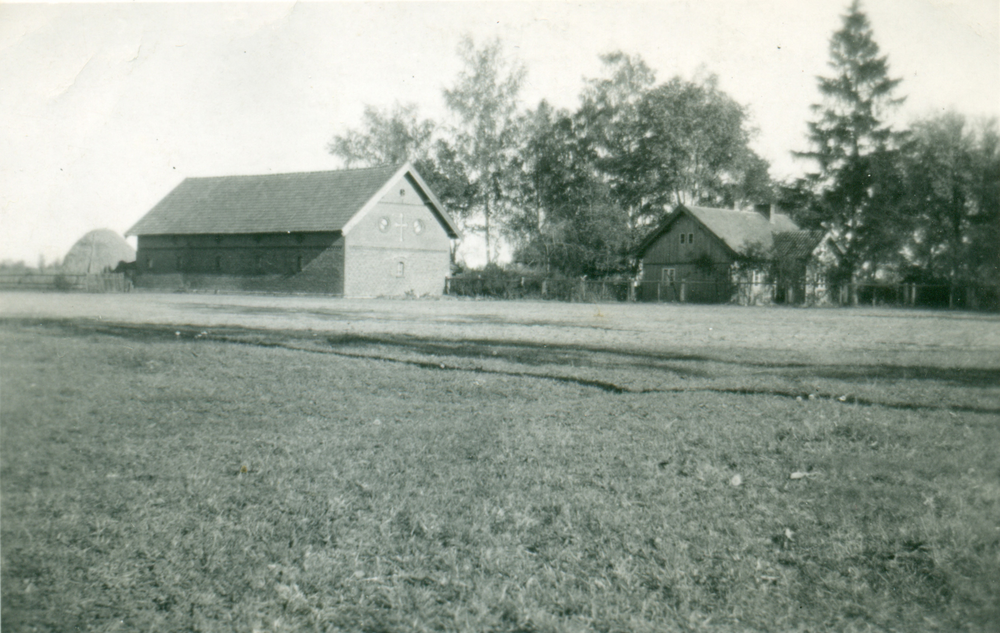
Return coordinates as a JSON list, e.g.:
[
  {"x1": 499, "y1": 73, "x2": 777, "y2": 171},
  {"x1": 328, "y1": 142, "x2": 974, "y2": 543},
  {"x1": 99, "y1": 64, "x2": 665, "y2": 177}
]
[
  {"x1": 636, "y1": 203, "x2": 826, "y2": 304},
  {"x1": 126, "y1": 163, "x2": 459, "y2": 296}
]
